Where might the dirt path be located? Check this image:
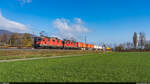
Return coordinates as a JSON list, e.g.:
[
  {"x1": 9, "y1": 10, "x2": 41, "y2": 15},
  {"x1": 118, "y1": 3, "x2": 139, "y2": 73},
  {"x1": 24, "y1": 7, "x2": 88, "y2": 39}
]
[{"x1": 0, "y1": 54, "x2": 87, "y2": 63}]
